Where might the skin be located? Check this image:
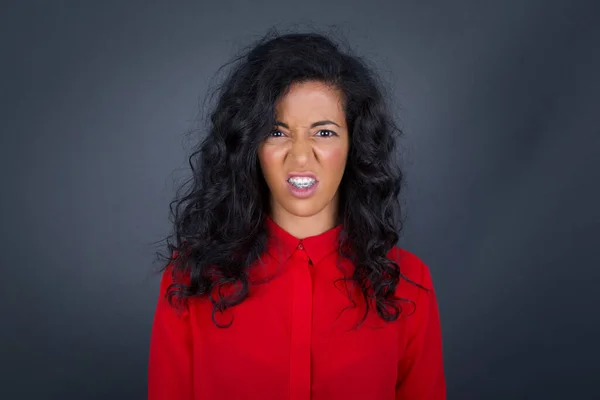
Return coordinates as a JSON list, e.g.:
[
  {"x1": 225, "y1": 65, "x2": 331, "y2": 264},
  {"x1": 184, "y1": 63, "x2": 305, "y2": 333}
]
[{"x1": 258, "y1": 80, "x2": 350, "y2": 239}]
